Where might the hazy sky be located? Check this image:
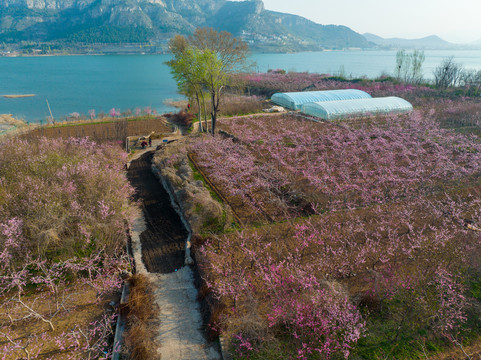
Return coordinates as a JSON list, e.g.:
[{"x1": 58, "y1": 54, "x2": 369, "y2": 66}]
[{"x1": 258, "y1": 0, "x2": 481, "y2": 43}]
